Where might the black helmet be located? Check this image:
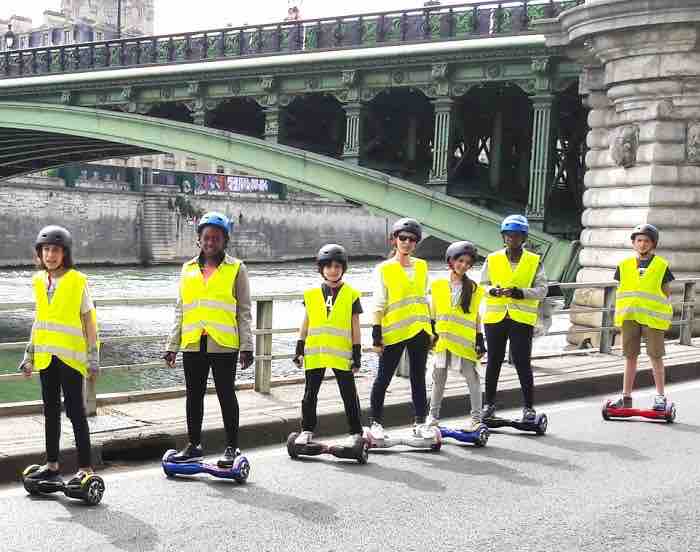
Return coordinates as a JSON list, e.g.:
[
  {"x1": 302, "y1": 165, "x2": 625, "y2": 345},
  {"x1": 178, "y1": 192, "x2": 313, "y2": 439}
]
[
  {"x1": 445, "y1": 241, "x2": 478, "y2": 263},
  {"x1": 35, "y1": 225, "x2": 72, "y2": 253},
  {"x1": 317, "y1": 244, "x2": 348, "y2": 271},
  {"x1": 631, "y1": 224, "x2": 659, "y2": 245},
  {"x1": 391, "y1": 218, "x2": 422, "y2": 242}
]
